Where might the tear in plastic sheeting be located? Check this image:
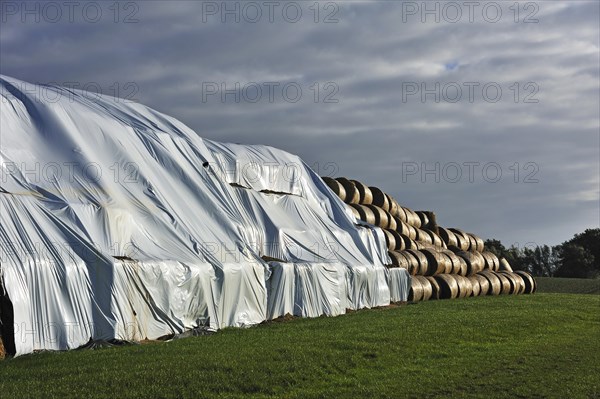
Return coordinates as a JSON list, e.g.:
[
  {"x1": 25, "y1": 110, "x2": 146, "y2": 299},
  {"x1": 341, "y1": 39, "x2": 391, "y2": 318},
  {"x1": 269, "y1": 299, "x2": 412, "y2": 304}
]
[{"x1": 0, "y1": 76, "x2": 410, "y2": 356}]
